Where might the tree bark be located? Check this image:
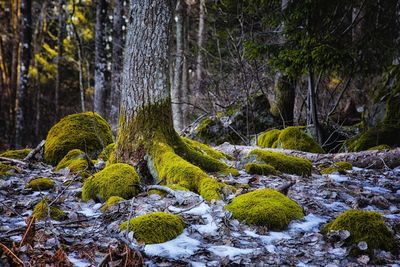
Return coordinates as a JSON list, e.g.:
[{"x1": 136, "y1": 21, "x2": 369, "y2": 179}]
[
  {"x1": 55, "y1": 0, "x2": 66, "y2": 118},
  {"x1": 10, "y1": 0, "x2": 20, "y2": 144},
  {"x1": 195, "y1": 0, "x2": 205, "y2": 94},
  {"x1": 307, "y1": 64, "x2": 321, "y2": 143},
  {"x1": 109, "y1": 0, "x2": 124, "y2": 132},
  {"x1": 271, "y1": 73, "x2": 295, "y2": 125},
  {"x1": 14, "y1": 0, "x2": 32, "y2": 148},
  {"x1": 93, "y1": 0, "x2": 108, "y2": 118}
]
